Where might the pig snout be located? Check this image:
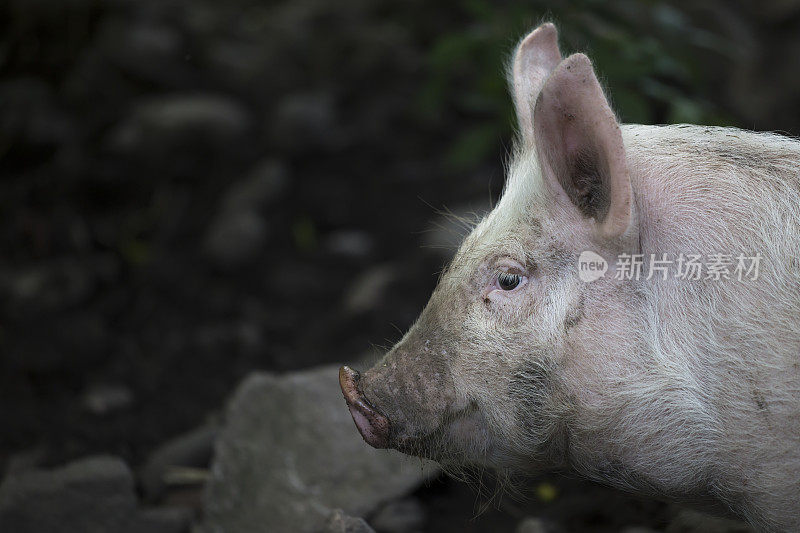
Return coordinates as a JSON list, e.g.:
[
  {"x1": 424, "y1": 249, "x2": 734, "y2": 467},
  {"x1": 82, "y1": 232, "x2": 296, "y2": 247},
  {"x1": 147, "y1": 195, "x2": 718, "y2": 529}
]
[{"x1": 339, "y1": 366, "x2": 390, "y2": 449}]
